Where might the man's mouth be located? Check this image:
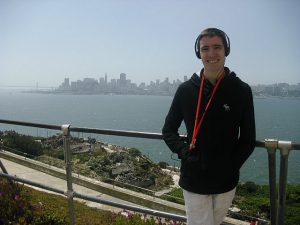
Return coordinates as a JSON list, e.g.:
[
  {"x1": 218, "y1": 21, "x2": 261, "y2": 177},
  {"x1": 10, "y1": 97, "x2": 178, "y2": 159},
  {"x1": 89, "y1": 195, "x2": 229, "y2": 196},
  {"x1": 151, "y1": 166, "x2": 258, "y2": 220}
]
[{"x1": 207, "y1": 60, "x2": 218, "y2": 63}]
